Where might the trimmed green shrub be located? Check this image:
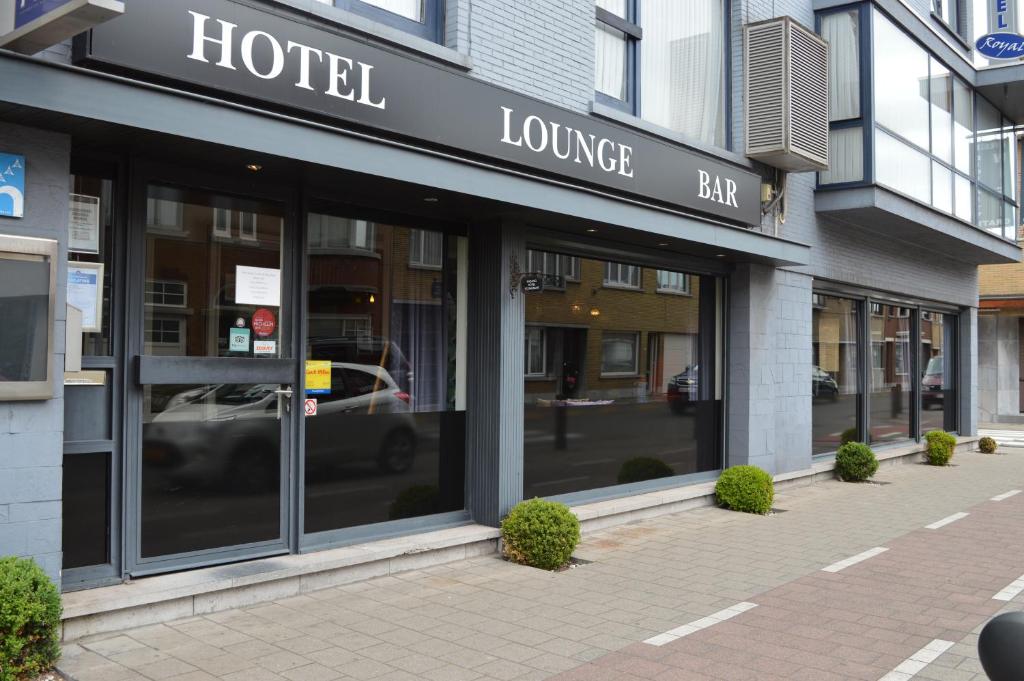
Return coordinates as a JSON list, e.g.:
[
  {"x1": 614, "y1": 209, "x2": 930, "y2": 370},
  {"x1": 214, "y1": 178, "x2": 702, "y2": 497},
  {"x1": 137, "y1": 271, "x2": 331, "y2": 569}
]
[
  {"x1": 617, "y1": 457, "x2": 675, "y2": 484},
  {"x1": 388, "y1": 485, "x2": 439, "y2": 520},
  {"x1": 839, "y1": 428, "x2": 859, "y2": 446},
  {"x1": 0, "y1": 557, "x2": 61, "y2": 681},
  {"x1": 979, "y1": 436, "x2": 998, "y2": 454},
  {"x1": 925, "y1": 430, "x2": 957, "y2": 466},
  {"x1": 835, "y1": 442, "x2": 879, "y2": 482},
  {"x1": 715, "y1": 465, "x2": 774, "y2": 515},
  {"x1": 500, "y1": 499, "x2": 580, "y2": 571}
]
